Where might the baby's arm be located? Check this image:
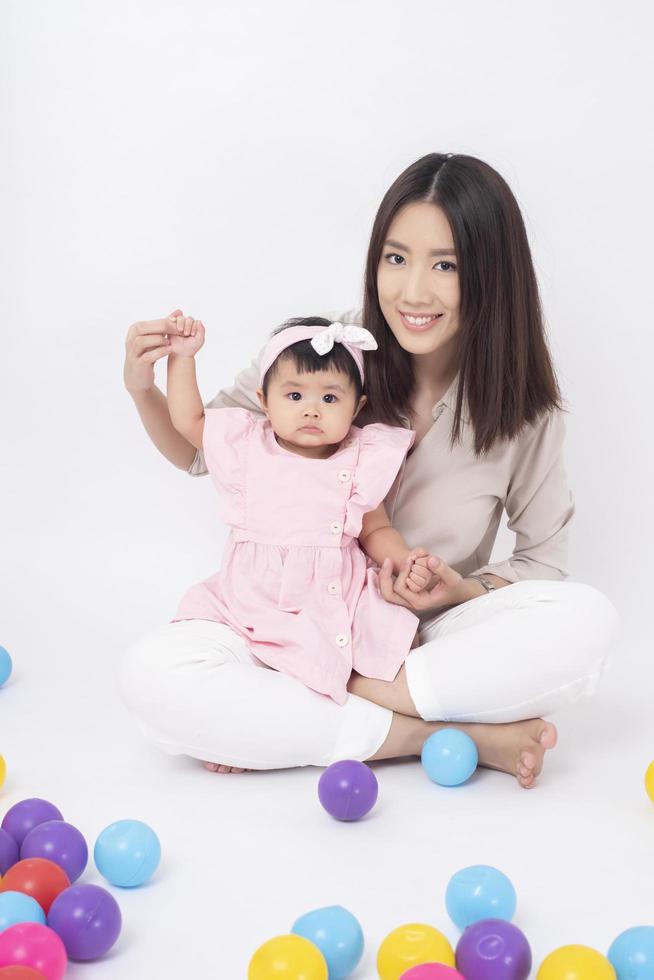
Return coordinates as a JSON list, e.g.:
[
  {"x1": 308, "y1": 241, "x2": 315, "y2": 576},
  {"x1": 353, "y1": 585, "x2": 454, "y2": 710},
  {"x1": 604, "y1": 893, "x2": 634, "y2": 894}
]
[
  {"x1": 167, "y1": 317, "x2": 206, "y2": 451},
  {"x1": 359, "y1": 503, "x2": 432, "y2": 592}
]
